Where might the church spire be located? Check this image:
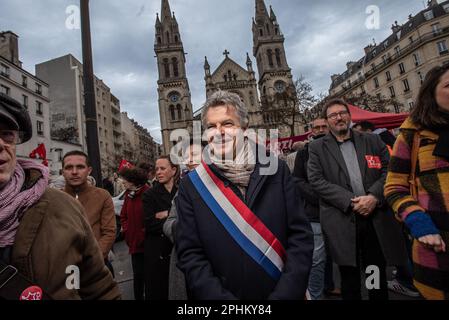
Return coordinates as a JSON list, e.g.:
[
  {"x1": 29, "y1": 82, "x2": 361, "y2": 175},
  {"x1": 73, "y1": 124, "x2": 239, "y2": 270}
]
[
  {"x1": 255, "y1": 0, "x2": 269, "y2": 19},
  {"x1": 161, "y1": 0, "x2": 172, "y2": 23}
]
